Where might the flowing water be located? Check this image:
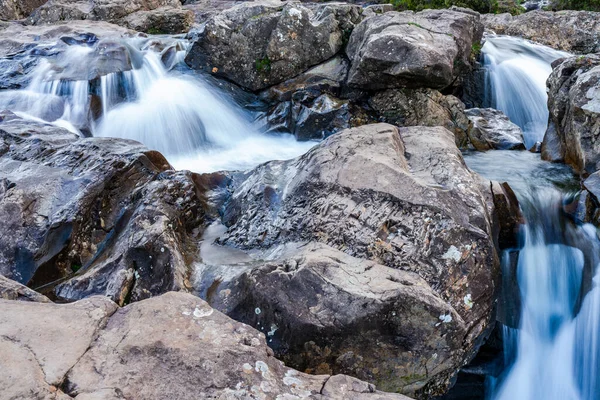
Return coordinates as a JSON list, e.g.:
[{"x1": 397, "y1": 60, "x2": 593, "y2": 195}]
[
  {"x1": 466, "y1": 36, "x2": 600, "y2": 400},
  {"x1": 0, "y1": 36, "x2": 314, "y2": 173},
  {"x1": 482, "y1": 36, "x2": 569, "y2": 149}
]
